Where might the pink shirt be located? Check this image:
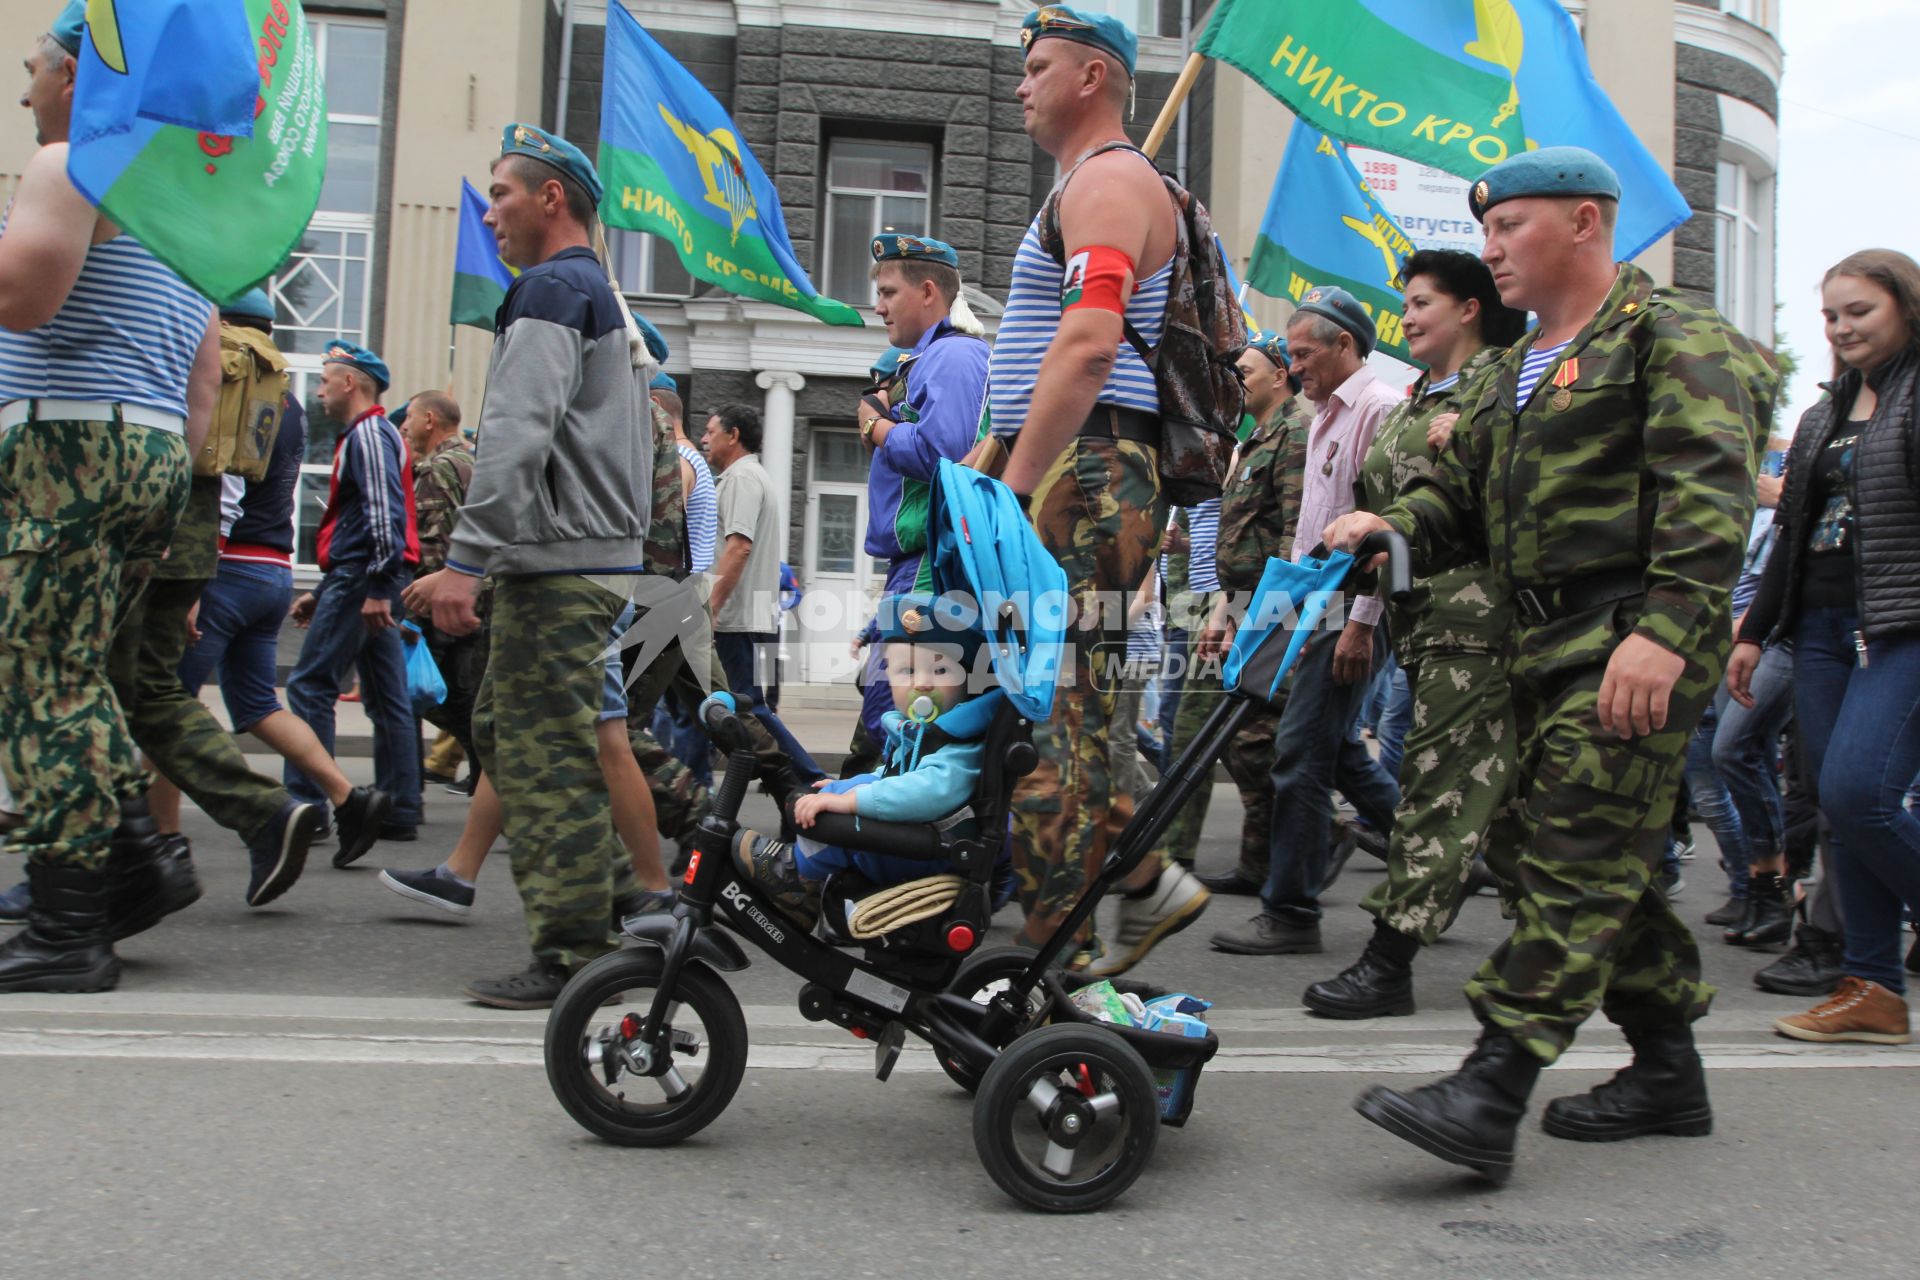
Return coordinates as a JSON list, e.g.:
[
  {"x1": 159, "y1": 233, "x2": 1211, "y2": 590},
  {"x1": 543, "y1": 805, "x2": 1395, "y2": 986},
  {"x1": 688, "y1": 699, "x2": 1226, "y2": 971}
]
[{"x1": 1294, "y1": 364, "x2": 1401, "y2": 626}]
